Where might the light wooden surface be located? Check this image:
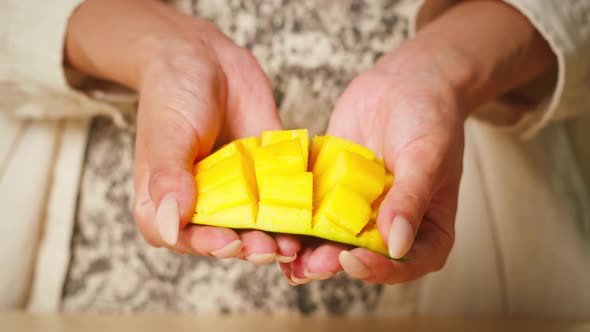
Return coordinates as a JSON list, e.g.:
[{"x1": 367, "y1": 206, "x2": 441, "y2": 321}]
[{"x1": 1, "y1": 312, "x2": 589, "y2": 332}]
